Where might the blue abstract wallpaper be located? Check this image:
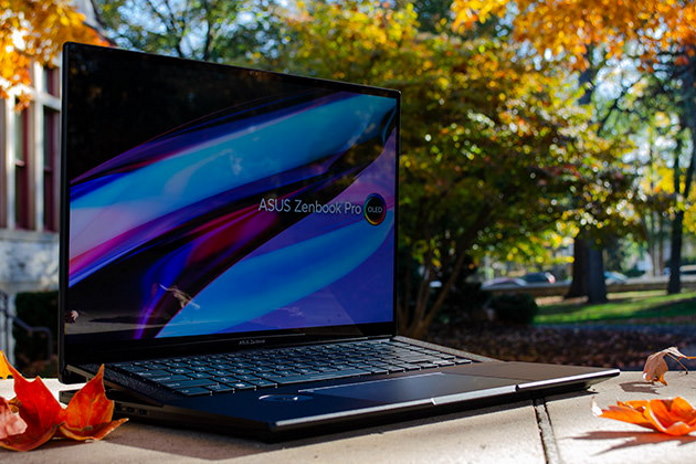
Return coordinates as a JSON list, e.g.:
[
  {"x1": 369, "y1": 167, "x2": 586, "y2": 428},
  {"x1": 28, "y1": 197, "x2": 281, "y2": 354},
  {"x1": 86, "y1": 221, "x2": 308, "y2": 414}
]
[{"x1": 66, "y1": 74, "x2": 397, "y2": 341}]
